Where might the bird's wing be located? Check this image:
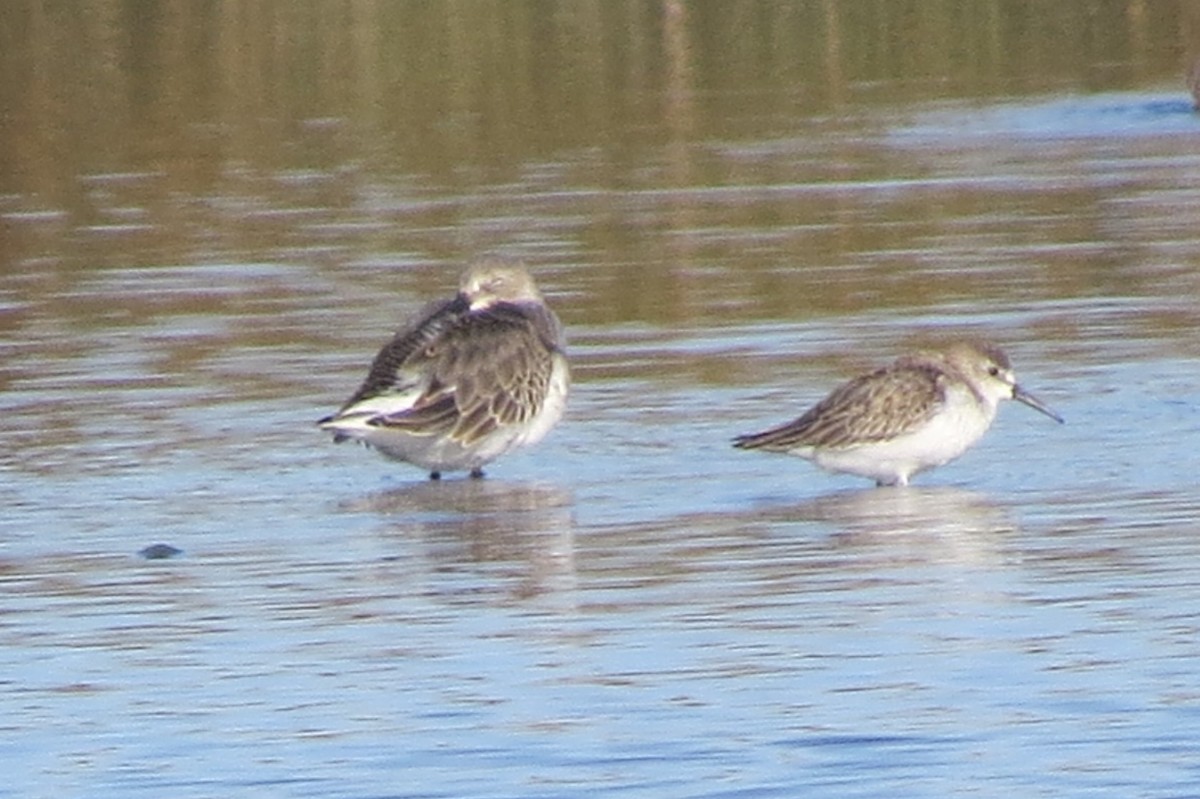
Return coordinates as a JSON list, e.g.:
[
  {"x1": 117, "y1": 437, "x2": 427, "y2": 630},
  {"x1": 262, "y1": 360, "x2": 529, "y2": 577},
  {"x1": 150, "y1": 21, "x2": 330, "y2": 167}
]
[
  {"x1": 330, "y1": 295, "x2": 469, "y2": 414},
  {"x1": 366, "y1": 302, "x2": 564, "y2": 445},
  {"x1": 733, "y1": 362, "x2": 945, "y2": 451}
]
